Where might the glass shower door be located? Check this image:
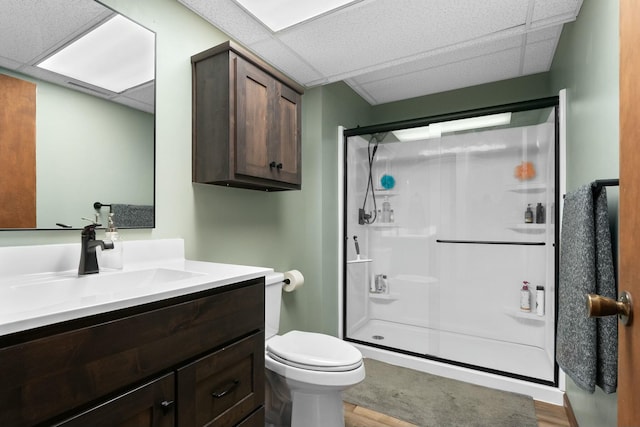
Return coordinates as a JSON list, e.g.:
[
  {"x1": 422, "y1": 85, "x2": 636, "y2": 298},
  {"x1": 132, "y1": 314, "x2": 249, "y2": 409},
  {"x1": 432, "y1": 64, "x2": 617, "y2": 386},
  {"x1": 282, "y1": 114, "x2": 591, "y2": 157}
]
[{"x1": 343, "y1": 101, "x2": 558, "y2": 383}]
